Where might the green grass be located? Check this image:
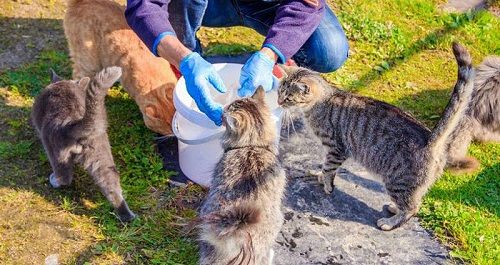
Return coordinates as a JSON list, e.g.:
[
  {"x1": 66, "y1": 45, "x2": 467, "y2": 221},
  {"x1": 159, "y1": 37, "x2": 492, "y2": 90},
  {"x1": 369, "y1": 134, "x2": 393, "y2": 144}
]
[
  {"x1": 0, "y1": 0, "x2": 499, "y2": 264},
  {"x1": 0, "y1": 51, "x2": 203, "y2": 264}
]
